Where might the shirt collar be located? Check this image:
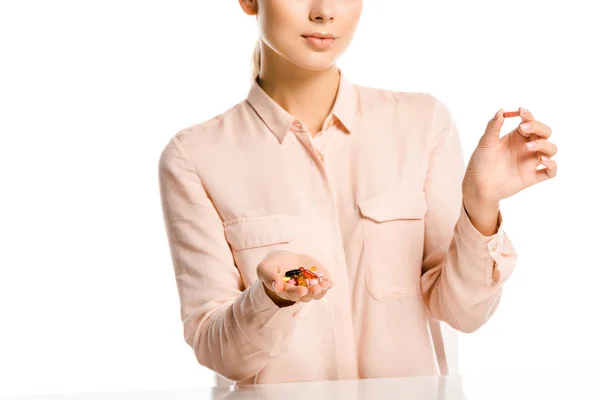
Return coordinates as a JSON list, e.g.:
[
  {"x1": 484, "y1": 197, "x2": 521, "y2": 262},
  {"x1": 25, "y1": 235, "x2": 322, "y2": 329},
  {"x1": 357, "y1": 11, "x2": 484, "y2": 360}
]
[{"x1": 246, "y1": 69, "x2": 357, "y2": 143}]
